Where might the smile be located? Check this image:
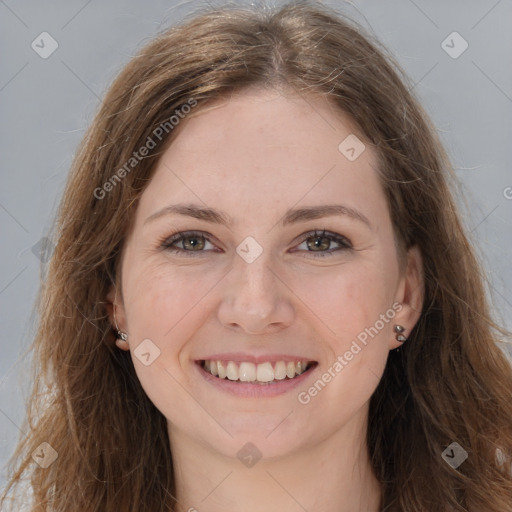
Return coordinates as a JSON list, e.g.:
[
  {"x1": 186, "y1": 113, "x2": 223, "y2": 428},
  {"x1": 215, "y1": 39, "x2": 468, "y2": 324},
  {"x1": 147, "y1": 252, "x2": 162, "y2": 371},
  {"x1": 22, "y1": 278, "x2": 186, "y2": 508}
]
[{"x1": 200, "y1": 359, "x2": 316, "y2": 384}]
